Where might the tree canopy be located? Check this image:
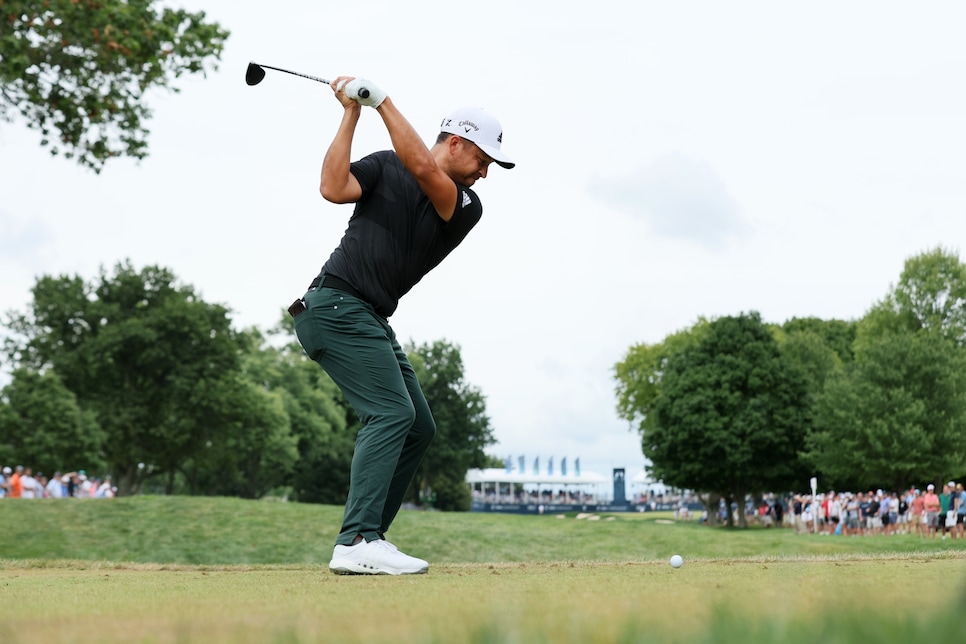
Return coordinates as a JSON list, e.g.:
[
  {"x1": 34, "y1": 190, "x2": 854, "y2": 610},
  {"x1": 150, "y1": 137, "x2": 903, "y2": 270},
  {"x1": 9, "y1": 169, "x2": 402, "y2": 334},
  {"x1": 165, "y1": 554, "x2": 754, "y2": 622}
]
[
  {"x1": 646, "y1": 313, "x2": 810, "y2": 526},
  {"x1": 1, "y1": 264, "x2": 495, "y2": 506},
  {"x1": 0, "y1": 0, "x2": 228, "y2": 171}
]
